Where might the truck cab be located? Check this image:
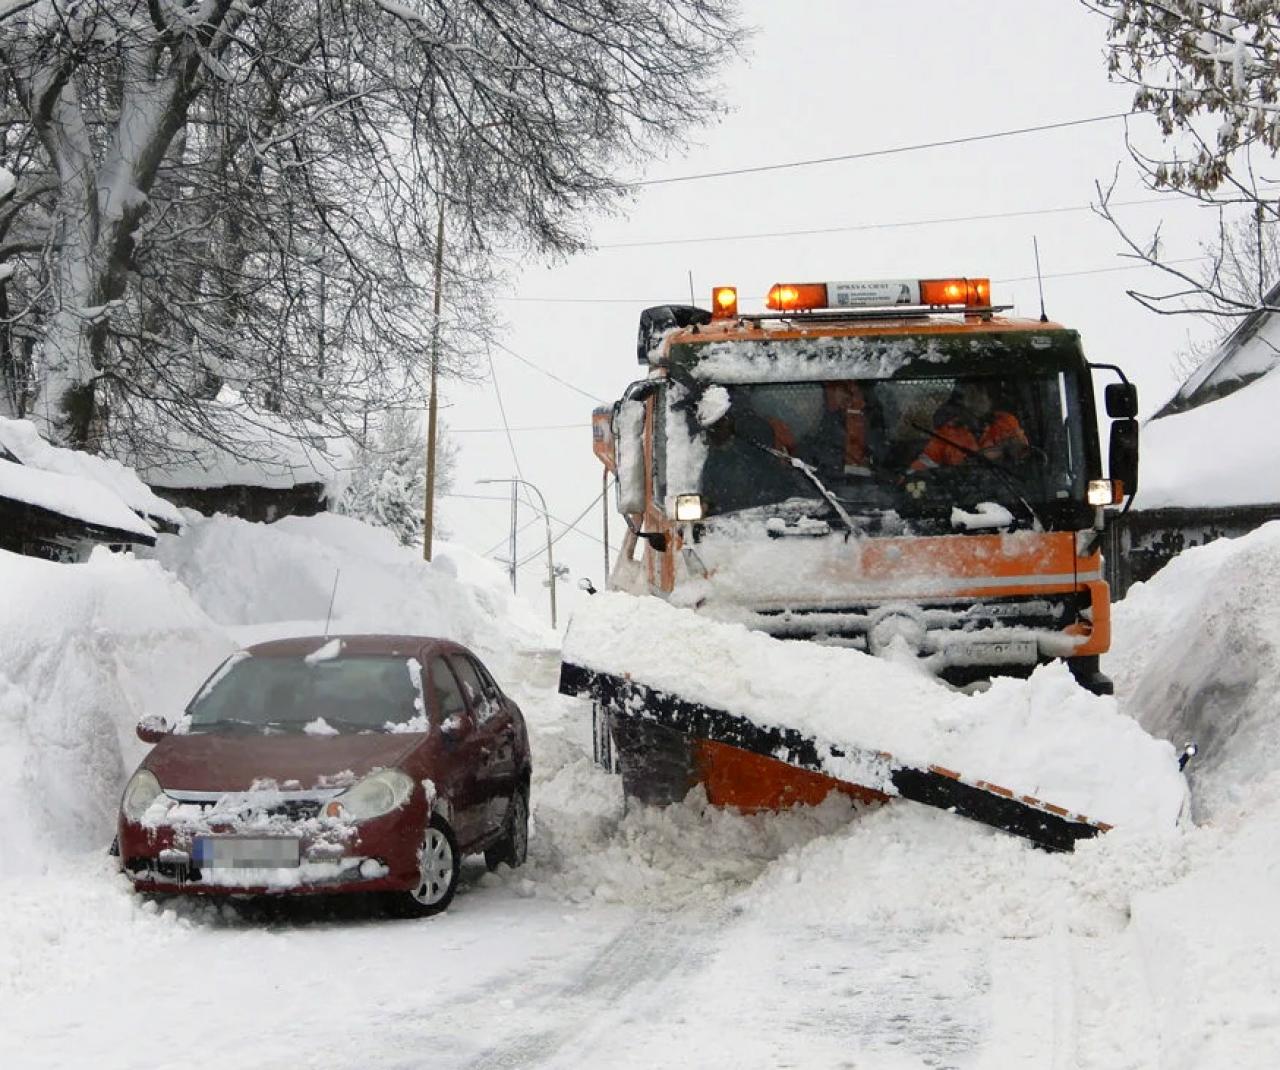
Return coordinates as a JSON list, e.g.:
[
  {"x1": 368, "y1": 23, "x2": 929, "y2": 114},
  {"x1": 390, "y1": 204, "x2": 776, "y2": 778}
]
[{"x1": 596, "y1": 276, "x2": 1139, "y2": 696}]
